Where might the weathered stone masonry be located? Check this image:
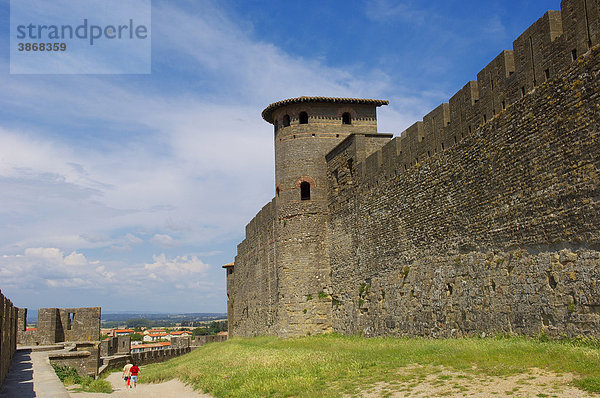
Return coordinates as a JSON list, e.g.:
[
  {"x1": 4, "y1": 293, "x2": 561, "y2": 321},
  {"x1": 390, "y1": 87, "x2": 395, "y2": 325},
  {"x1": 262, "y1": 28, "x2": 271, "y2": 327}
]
[
  {"x1": 227, "y1": 0, "x2": 600, "y2": 338},
  {"x1": 0, "y1": 291, "x2": 18, "y2": 386},
  {"x1": 17, "y1": 307, "x2": 101, "y2": 346}
]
